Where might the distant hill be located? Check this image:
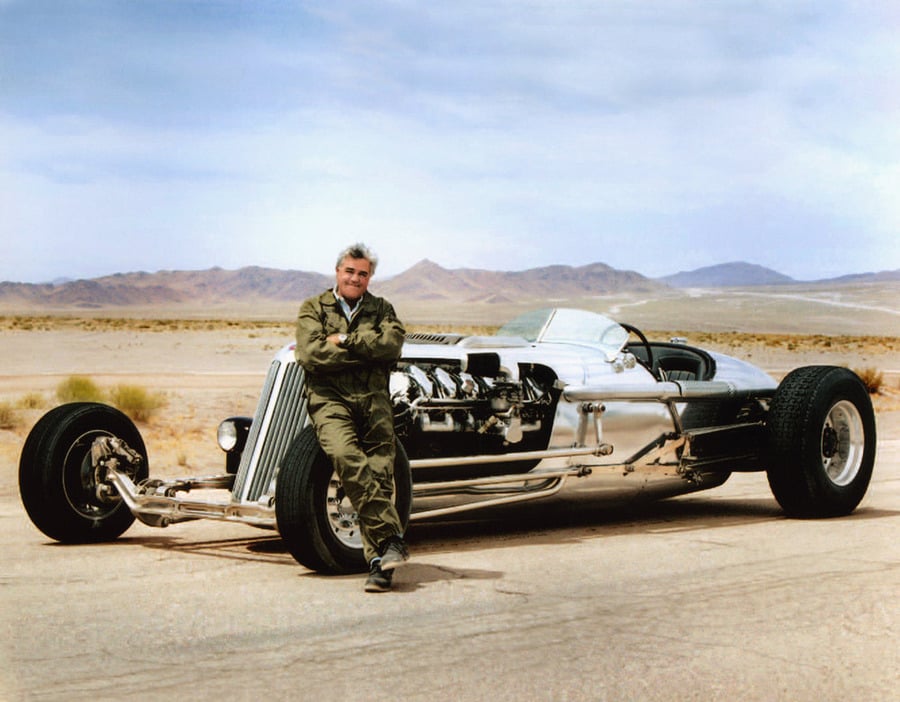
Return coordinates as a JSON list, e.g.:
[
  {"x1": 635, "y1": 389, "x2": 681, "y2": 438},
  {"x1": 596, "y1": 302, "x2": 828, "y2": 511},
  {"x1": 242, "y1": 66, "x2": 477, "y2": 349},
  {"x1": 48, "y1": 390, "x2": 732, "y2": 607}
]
[
  {"x1": 659, "y1": 262, "x2": 796, "y2": 287},
  {"x1": 92, "y1": 267, "x2": 333, "y2": 303},
  {"x1": 0, "y1": 267, "x2": 332, "y2": 308},
  {"x1": 0, "y1": 260, "x2": 663, "y2": 309},
  {"x1": 660, "y1": 262, "x2": 900, "y2": 287},
  {"x1": 0, "y1": 260, "x2": 895, "y2": 310},
  {"x1": 377, "y1": 259, "x2": 663, "y2": 303},
  {"x1": 814, "y1": 269, "x2": 900, "y2": 284}
]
